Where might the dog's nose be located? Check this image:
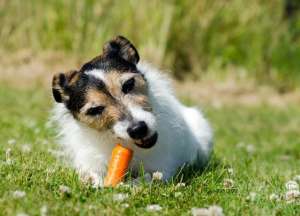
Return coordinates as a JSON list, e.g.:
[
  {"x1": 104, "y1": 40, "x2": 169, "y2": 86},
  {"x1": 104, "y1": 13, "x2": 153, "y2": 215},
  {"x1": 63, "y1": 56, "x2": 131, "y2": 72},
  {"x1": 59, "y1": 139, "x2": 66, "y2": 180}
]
[{"x1": 127, "y1": 121, "x2": 148, "y2": 139}]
